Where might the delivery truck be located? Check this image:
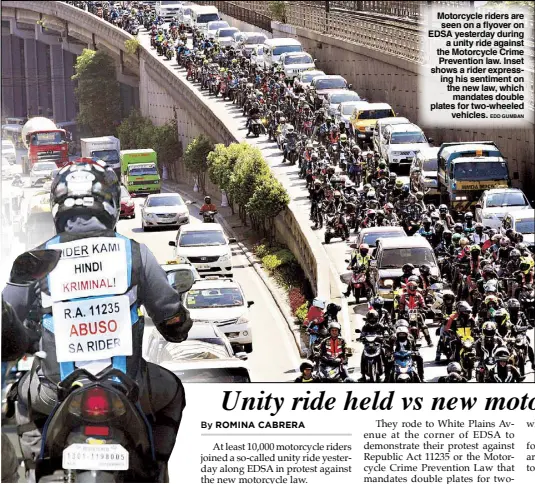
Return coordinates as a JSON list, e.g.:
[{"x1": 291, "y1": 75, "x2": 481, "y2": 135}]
[
  {"x1": 120, "y1": 149, "x2": 161, "y2": 195},
  {"x1": 81, "y1": 136, "x2": 121, "y2": 174}
]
